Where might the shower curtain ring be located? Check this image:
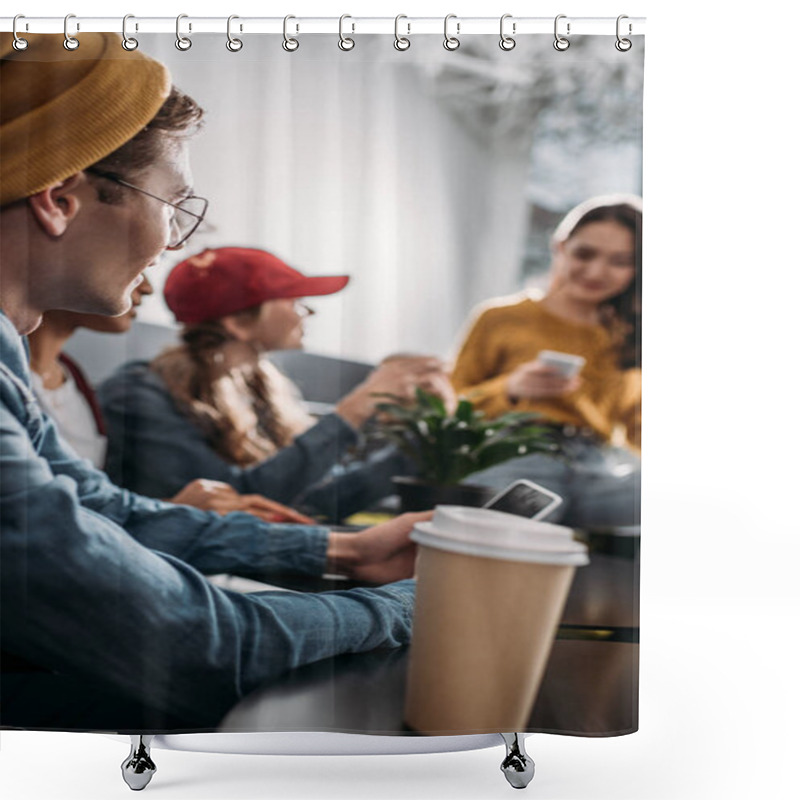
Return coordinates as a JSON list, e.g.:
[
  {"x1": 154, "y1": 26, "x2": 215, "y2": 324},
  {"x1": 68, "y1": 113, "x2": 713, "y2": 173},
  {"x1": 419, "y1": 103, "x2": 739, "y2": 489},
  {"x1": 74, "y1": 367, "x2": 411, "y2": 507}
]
[
  {"x1": 338, "y1": 15, "x2": 355, "y2": 51},
  {"x1": 615, "y1": 15, "x2": 633, "y2": 51},
  {"x1": 499, "y1": 14, "x2": 516, "y2": 51},
  {"x1": 443, "y1": 14, "x2": 460, "y2": 51},
  {"x1": 63, "y1": 14, "x2": 79, "y2": 50},
  {"x1": 282, "y1": 15, "x2": 299, "y2": 51},
  {"x1": 553, "y1": 14, "x2": 570, "y2": 51},
  {"x1": 394, "y1": 15, "x2": 411, "y2": 51},
  {"x1": 226, "y1": 15, "x2": 243, "y2": 51},
  {"x1": 122, "y1": 14, "x2": 139, "y2": 51},
  {"x1": 12, "y1": 15, "x2": 28, "y2": 51},
  {"x1": 175, "y1": 14, "x2": 192, "y2": 51}
]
